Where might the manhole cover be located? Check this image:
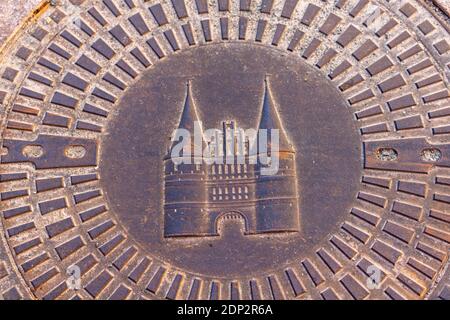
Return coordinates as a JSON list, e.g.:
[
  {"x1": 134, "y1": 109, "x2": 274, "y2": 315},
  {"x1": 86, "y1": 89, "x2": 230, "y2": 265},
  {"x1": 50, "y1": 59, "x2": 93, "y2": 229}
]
[{"x1": 0, "y1": 0, "x2": 449, "y2": 300}]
